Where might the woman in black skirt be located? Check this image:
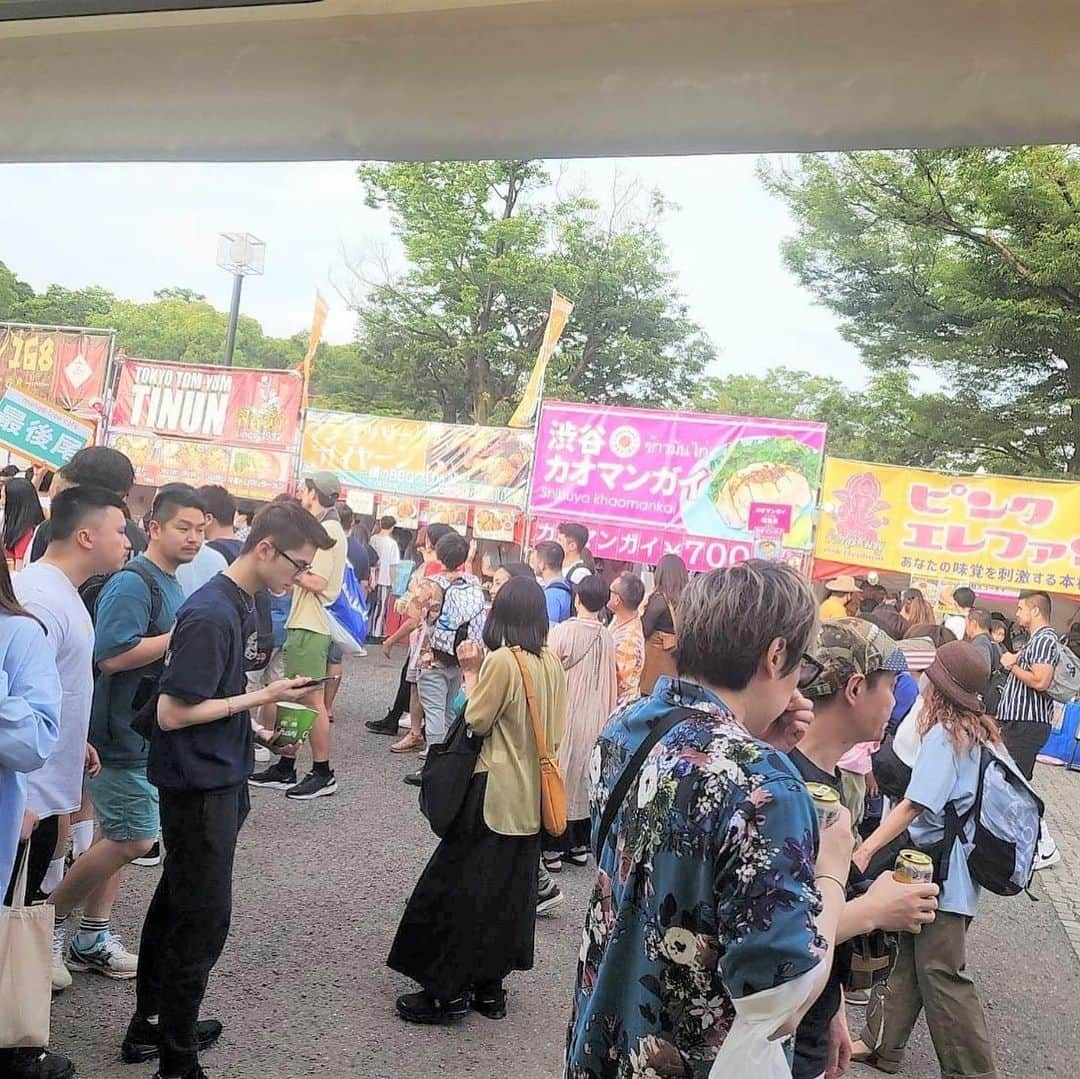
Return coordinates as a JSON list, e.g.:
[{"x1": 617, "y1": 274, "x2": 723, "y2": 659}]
[{"x1": 388, "y1": 577, "x2": 567, "y2": 1024}]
